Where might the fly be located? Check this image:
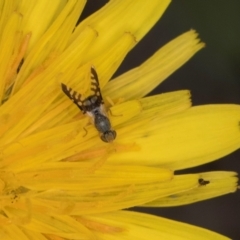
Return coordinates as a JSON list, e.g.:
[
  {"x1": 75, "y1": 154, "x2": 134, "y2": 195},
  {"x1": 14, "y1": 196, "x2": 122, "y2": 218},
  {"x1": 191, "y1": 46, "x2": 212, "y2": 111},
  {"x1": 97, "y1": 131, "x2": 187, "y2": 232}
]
[{"x1": 61, "y1": 66, "x2": 116, "y2": 143}]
